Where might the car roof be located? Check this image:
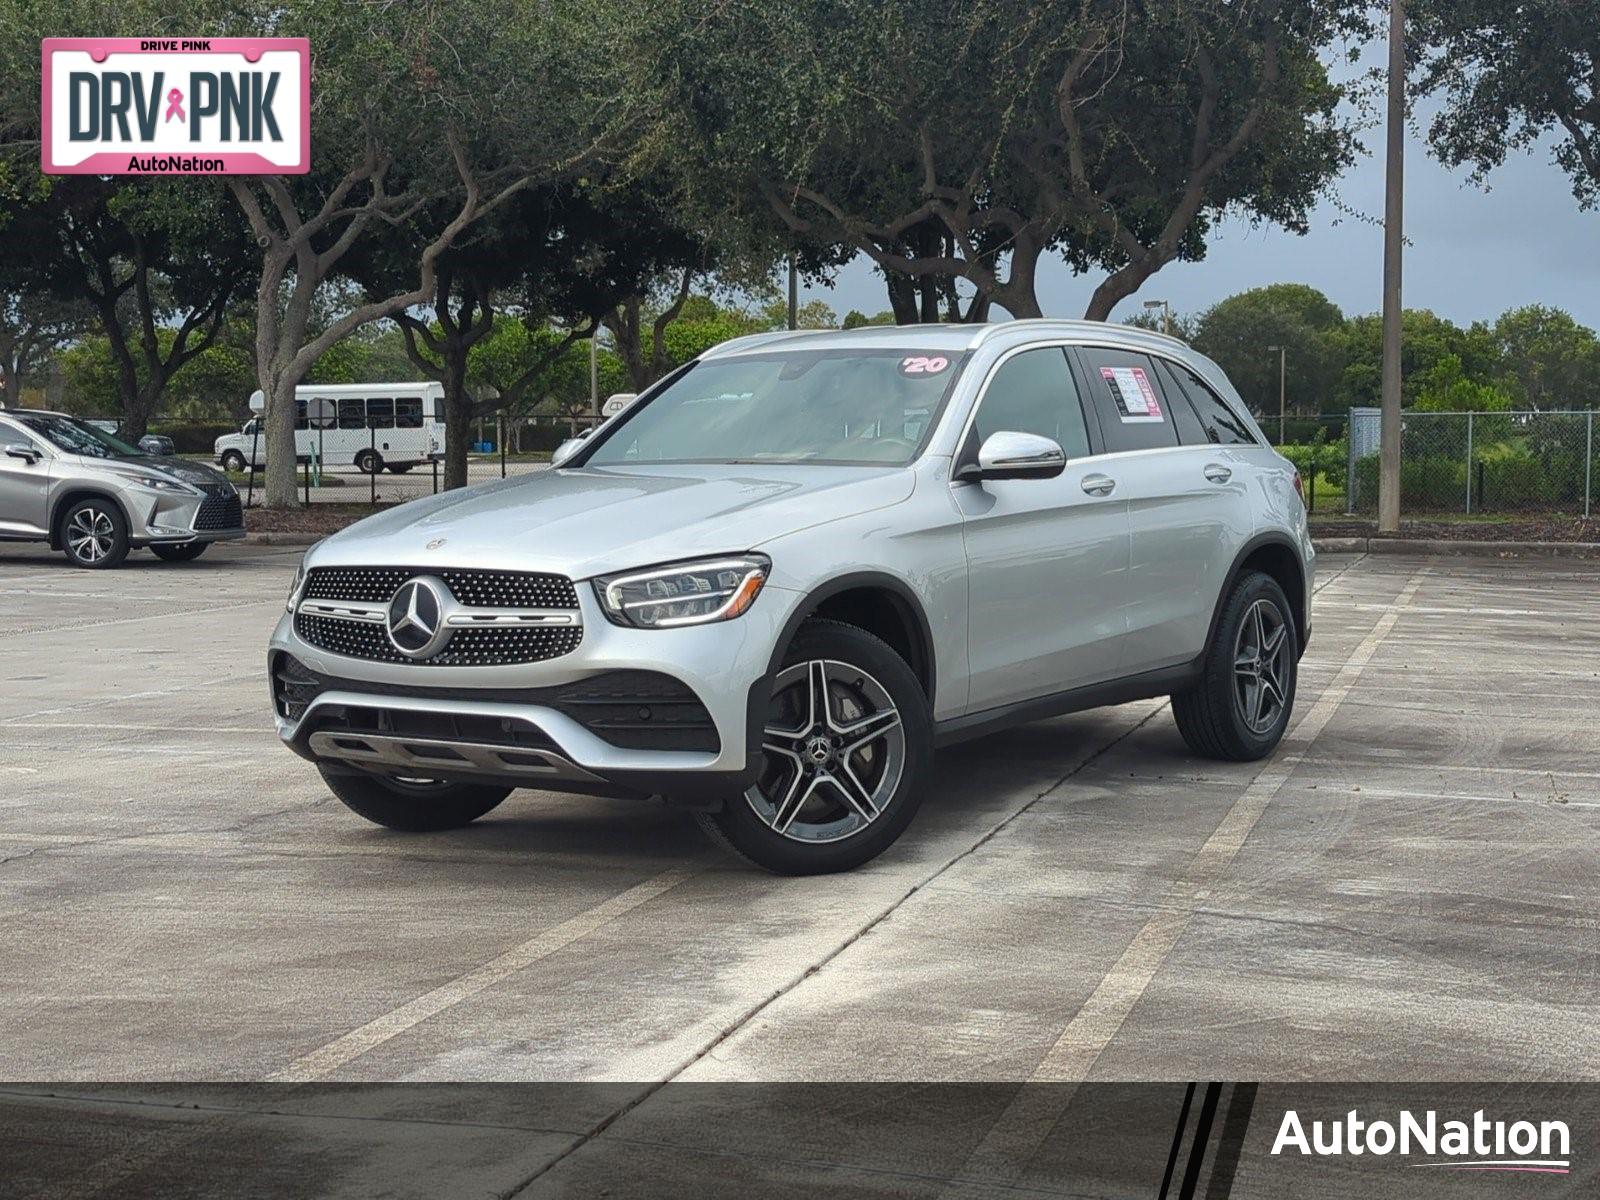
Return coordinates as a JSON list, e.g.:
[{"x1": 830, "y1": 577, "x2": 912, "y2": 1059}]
[
  {"x1": 0, "y1": 408, "x2": 70, "y2": 419},
  {"x1": 697, "y1": 319, "x2": 1195, "y2": 360}
]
